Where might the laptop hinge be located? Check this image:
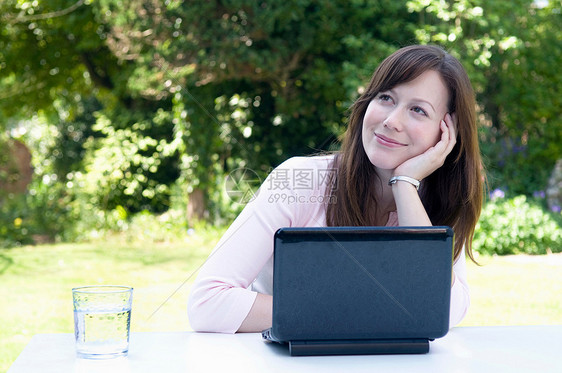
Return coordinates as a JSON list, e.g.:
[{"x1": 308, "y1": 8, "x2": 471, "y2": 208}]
[{"x1": 288, "y1": 338, "x2": 430, "y2": 356}]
